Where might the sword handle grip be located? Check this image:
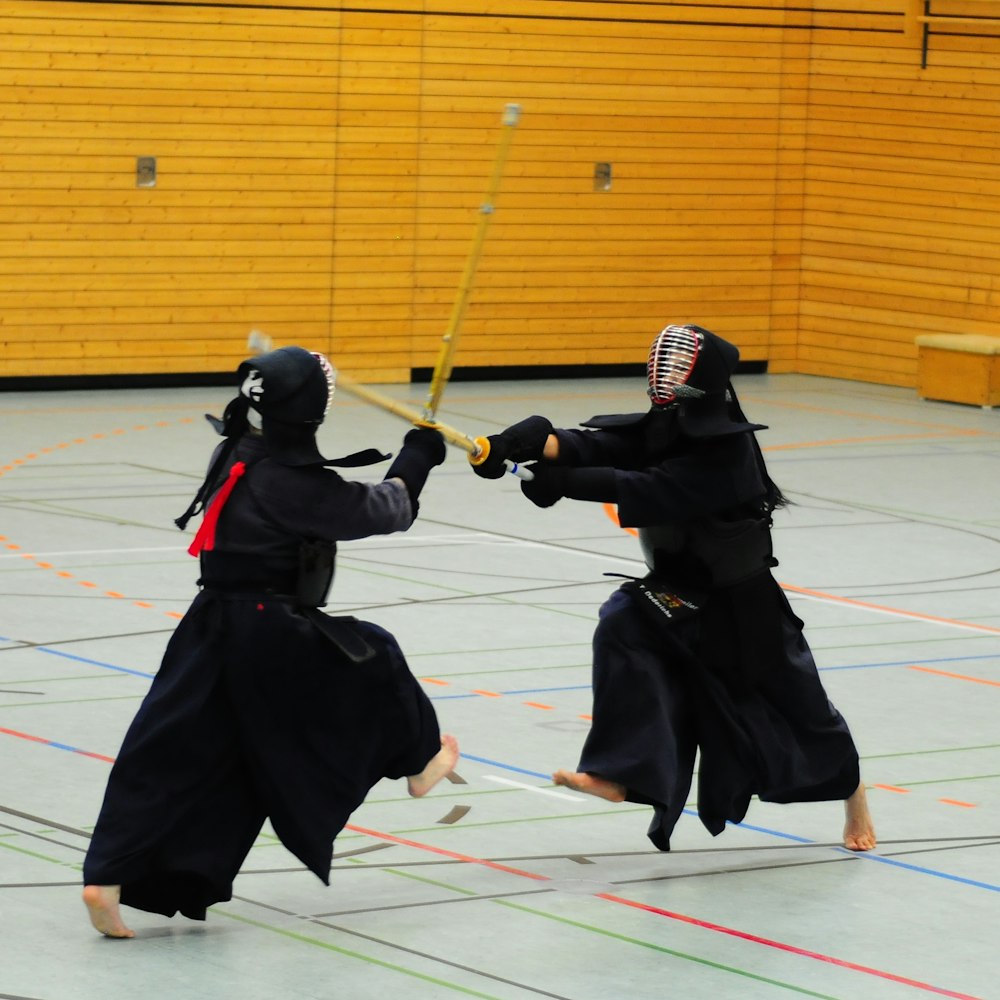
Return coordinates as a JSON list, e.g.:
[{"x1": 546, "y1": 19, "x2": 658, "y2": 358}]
[{"x1": 470, "y1": 437, "x2": 535, "y2": 481}]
